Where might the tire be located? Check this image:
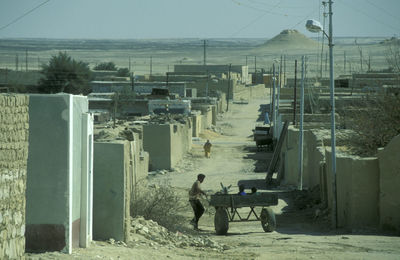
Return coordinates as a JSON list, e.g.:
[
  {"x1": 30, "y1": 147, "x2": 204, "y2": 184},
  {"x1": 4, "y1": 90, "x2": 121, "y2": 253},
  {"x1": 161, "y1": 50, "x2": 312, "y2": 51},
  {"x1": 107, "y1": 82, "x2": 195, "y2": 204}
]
[
  {"x1": 261, "y1": 207, "x2": 276, "y2": 232},
  {"x1": 214, "y1": 207, "x2": 229, "y2": 235}
]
